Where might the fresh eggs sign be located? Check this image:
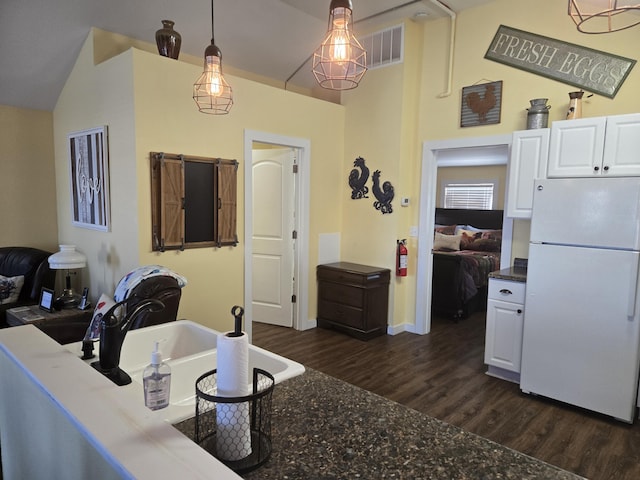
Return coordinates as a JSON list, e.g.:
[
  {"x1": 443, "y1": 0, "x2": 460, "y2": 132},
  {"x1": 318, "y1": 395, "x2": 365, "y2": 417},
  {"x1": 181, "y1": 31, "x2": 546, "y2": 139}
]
[{"x1": 485, "y1": 25, "x2": 635, "y2": 98}]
